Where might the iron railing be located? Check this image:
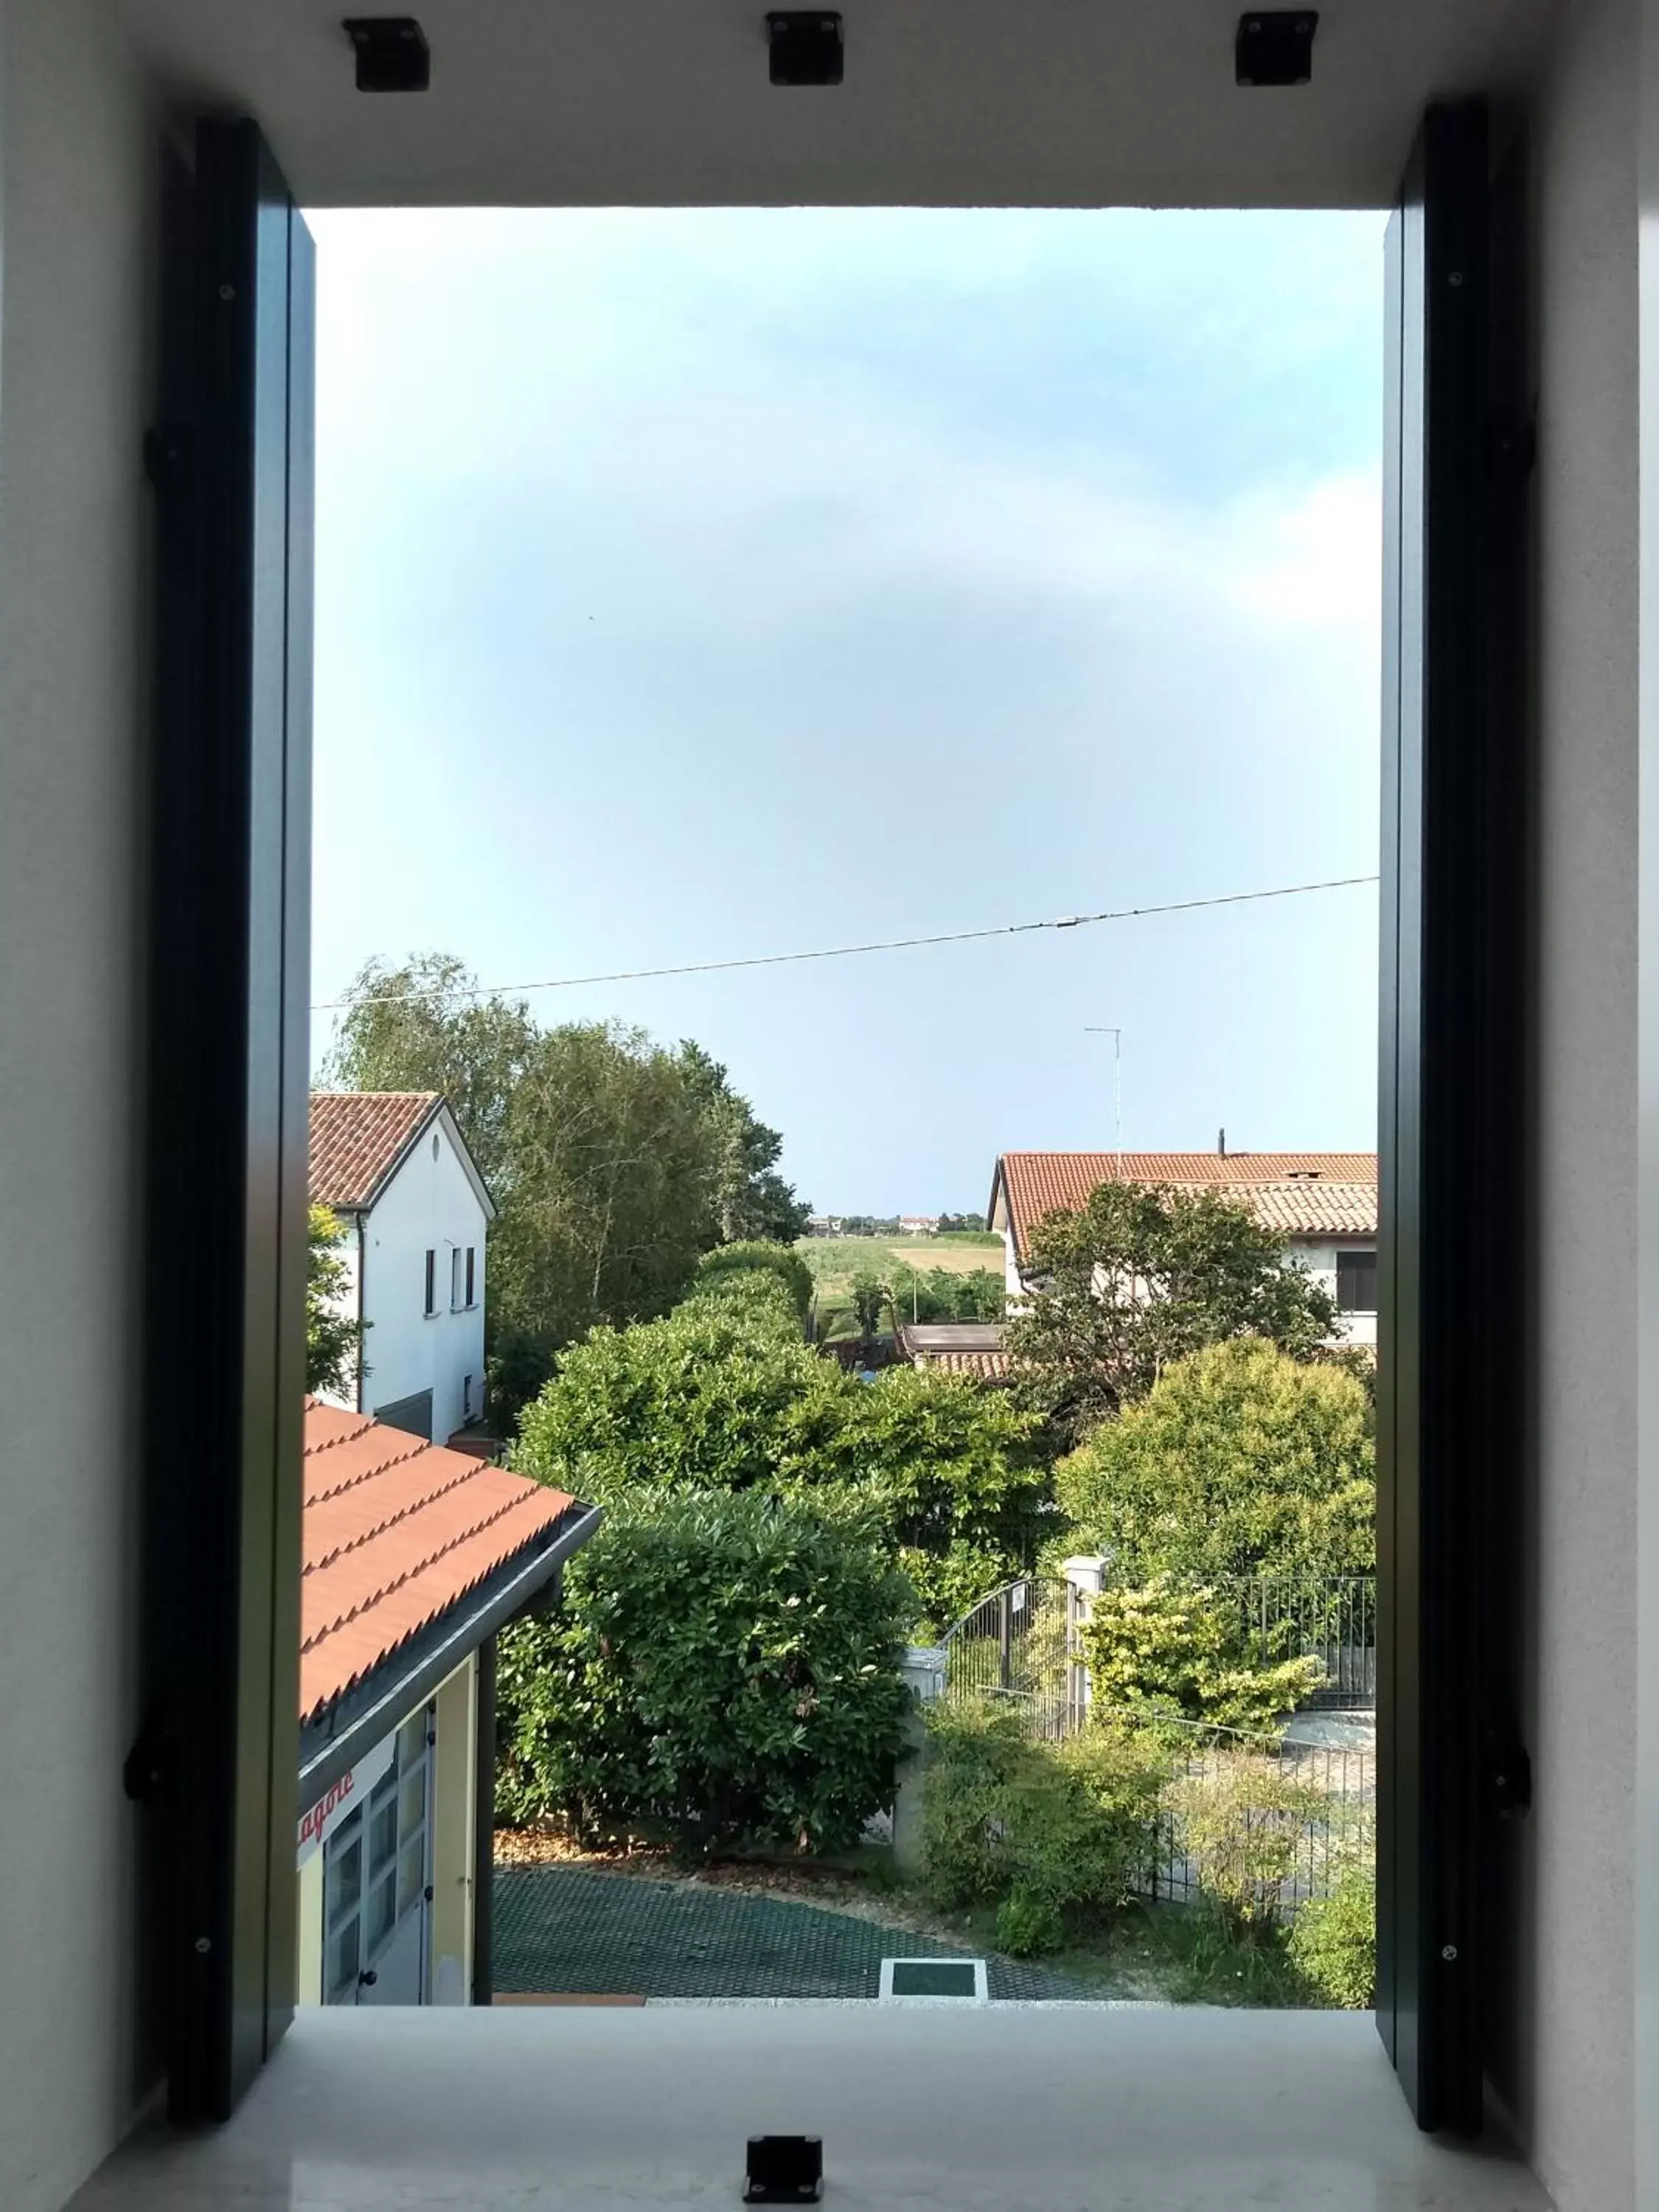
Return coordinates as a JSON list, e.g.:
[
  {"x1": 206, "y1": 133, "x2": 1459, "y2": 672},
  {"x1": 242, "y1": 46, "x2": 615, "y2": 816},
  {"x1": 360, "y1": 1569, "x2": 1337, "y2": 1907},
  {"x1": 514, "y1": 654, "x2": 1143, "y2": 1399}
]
[
  {"x1": 1116, "y1": 1707, "x2": 1374, "y2": 1916},
  {"x1": 940, "y1": 1576, "x2": 1082, "y2": 1737},
  {"x1": 1230, "y1": 1575, "x2": 1377, "y2": 1709}
]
